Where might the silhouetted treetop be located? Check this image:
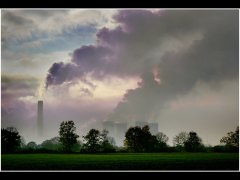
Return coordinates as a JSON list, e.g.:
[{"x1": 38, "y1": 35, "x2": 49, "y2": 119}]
[
  {"x1": 59, "y1": 120, "x2": 79, "y2": 152},
  {"x1": 220, "y1": 126, "x2": 239, "y2": 148},
  {"x1": 124, "y1": 125, "x2": 157, "y2": 152},
  {"x1": 184, "y1": 131, "x2": 203, "y2": 152},
  {"x1": 1, "y1": 127, "x2": 21, "y2": 153},
  {"x1": 82, "y1": 129, "x2": 101, "y2": 153}
]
